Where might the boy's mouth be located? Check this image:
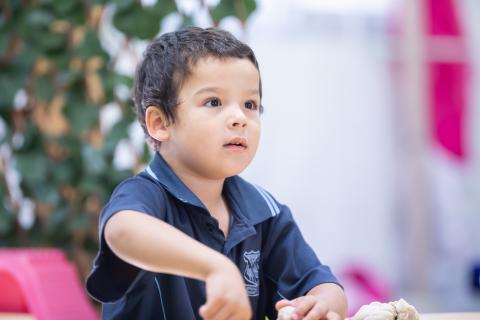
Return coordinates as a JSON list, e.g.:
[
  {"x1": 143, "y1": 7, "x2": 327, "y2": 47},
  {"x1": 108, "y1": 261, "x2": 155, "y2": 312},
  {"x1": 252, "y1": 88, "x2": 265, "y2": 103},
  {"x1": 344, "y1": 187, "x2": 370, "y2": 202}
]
[{"x1": 224, "y1": 137, "x2": 248, "y2": 149}]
